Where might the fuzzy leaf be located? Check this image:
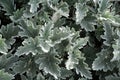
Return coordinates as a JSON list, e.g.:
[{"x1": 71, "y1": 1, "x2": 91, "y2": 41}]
[
  {"x1": 28, "y1": 0, "x2": 51, "y2": 13},
  {"x1": 60, "y1": 68, "x2": 72, "y2": 79},
  {"x1": 39, "y1": 39, "x2": 51, "y2": 53},
  {"x1": 10, "y1": 8, "x2": 24, "y2": 22},
  {"x1": 48, "y1": 27, "x2": 74, "y2": 47},
  {"x1": 66, "y1": 37, "x2": 88, "y2": 70},
  {"x1": 69, "y1": 77, "x2": 74, "y2": 80},
  {"x1": 0, "y1": 0, "x2": 15, "y2": 15},
  {"x1": 15, "y1": 37, "x2": 41, "y2": 56},
  {"x1": 39, "y1": 22, "x2": 54, "y2": 52},
  {"x1": 92, "y1": 49, "x2": 116, "y2": 71},
  {"x1": 0, "y1": 55, "x2": 7, "y2": 69},
  {"x1": 75, "y1": 58, "x2": 92, "y2": 79},
  {"x1": 38, "y1": 11, "x2": 50, "y2": 22},
  {"x1": 40, "y1": 22, "x2": 54, "y2": 40},
  {"x1": 0, "y1": 69, "x2": 14, "y2": 80},
  {"x1": 35, "y1": 53, "x2": 60, "y2": 79},
  {"x1": 13, "y1": 54, "x2": 38, "y2": 78},
  {"x1": 57, "y1": 2, "x2": 69, "y2": 17},
  {"x1": 98, "y1": 0, "x2": 109, "y2": 12},
  {"x1": 83, "y1": 45, "x2": 99, "y2": 67},
  {"x1": 37, "y1": 73, "x2": 45, "y2": 80},
  {"x1": 0, "y1": 23, "x2": 20, "y2": 40},
  {"x1": 75, "y1": 3, "x2": 88, "y2": 24},
  {"x1": 28, "y1": 0, "x2": 43, "y2": 13},
  {"x1": 19, "y1": 20, "x2": 39, "y2": 38},
  {"x1": 101, "y1": 21, "x2": 113, "y2": 46},
  {"x1": 0, "y1": 55, "x2": 18, "y2": 71},
  {"x1": 80, "y1": 15, "x2": 96, "y2": 31},
  {"x1": 54, "y1": 18, "x2": 66, "y2": 27},
  {"x1": 105, "y1": 74, "x2": 120, "y2": 80},
  {"x1": 66, "y1": 50, "x2": 80, "y2": 70},
  {"x1": 111, "y1": 30, "x2": 120, "y2": 61},
  {"x1": 112, "y1": 39, "x2": 120, "y2": 61},
  {"x1": 66, "y1": 48, "x2": 92, "y2": 79},
  {"x1": 0, "y1": 35, "x2": 8, "y2": 54},
  {"x1": 0, "y1": 23, "x2": 20, "y2": 48},
  {"x1": 21, "y1": 75, "x2": 28, "y2": 80},
  {"x1": 50, "y1": 2, "x2": 69, "y2": 18},
  {"x1": 72, "y1": 37, "x2": 88, "y2": 50},
  {"x1": 13, "y1": 60, "x2": 27, "y2": 74},
  {"x1": 99, "y1": 11, "x2": 120, "y2": 26}
]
